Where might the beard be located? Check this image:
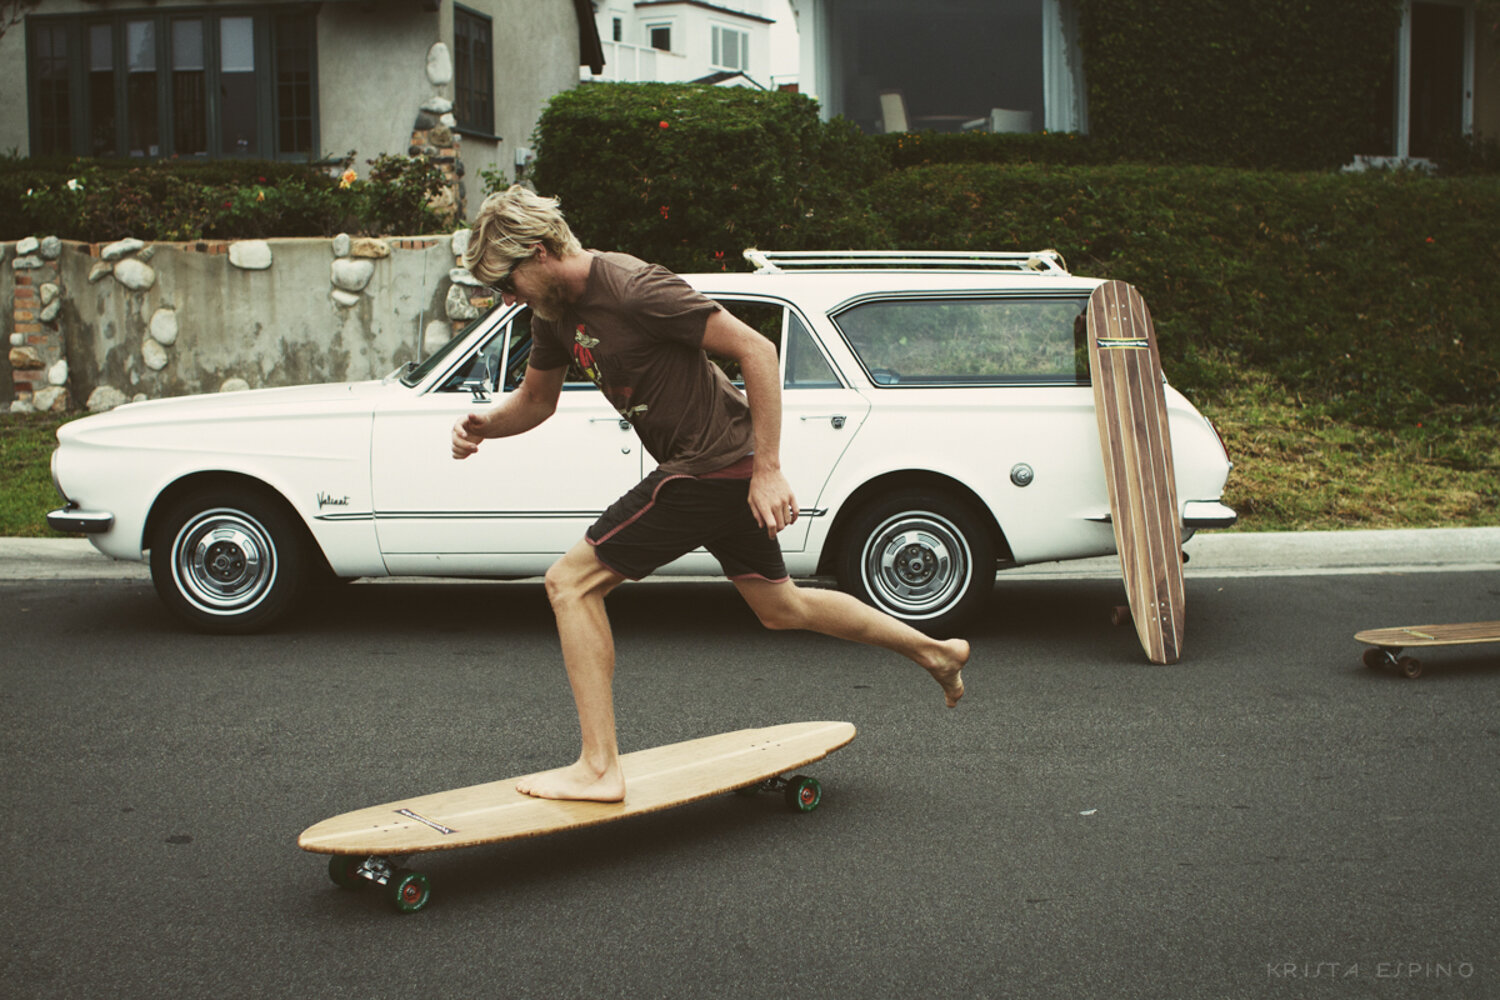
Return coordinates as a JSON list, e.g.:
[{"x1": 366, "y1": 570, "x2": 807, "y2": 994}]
[{"x1": 524, "y1": 271, "x2": 574, "y2": 322}]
